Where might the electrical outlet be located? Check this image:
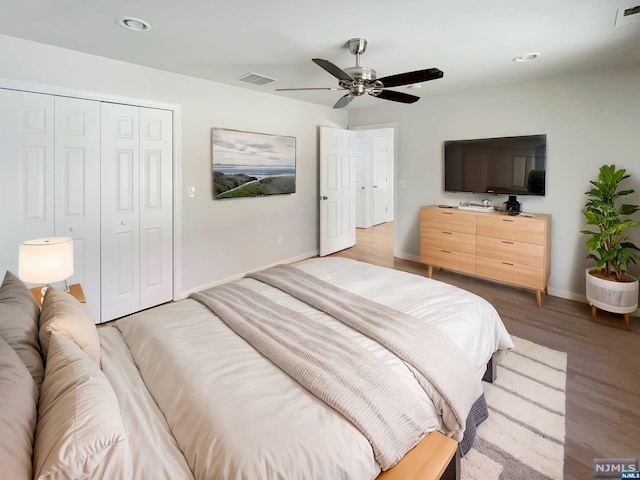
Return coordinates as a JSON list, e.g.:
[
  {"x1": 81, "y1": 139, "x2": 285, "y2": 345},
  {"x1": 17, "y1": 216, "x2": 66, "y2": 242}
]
[{"x1": 277, "y1": 234, "x2": 284, "y2": 245}]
